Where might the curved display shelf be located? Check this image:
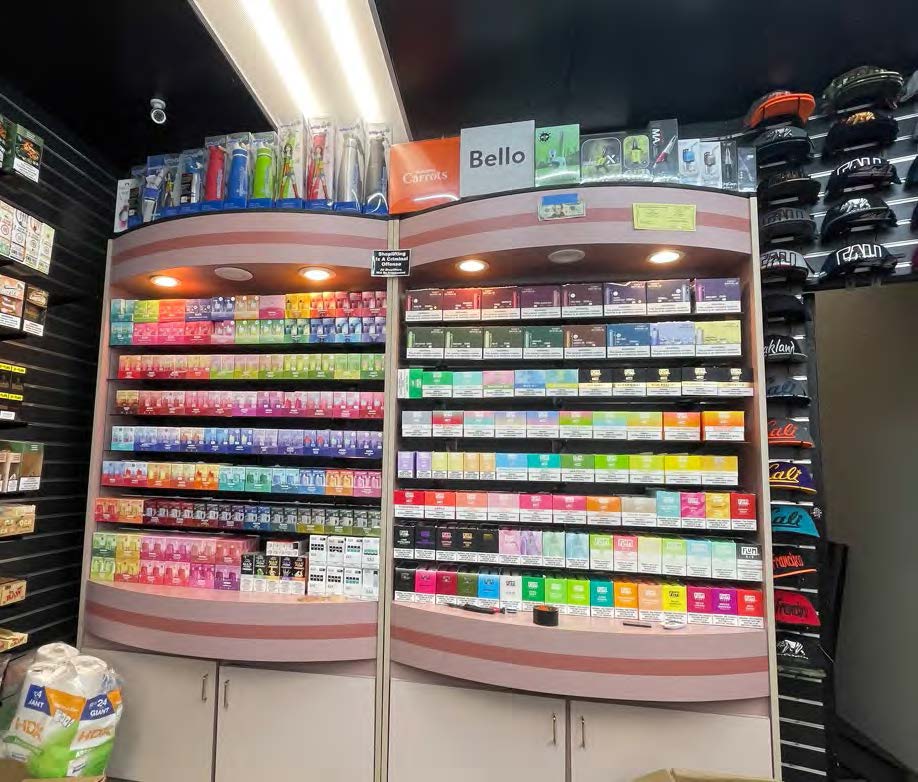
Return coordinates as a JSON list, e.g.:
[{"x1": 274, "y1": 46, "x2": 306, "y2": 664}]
[
  {"x1": 84, "y1": 580, "x2": 378, "y2": 662},
  {"x1": 390, "y1": 602, "x2": 768, "y2": 702}
]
